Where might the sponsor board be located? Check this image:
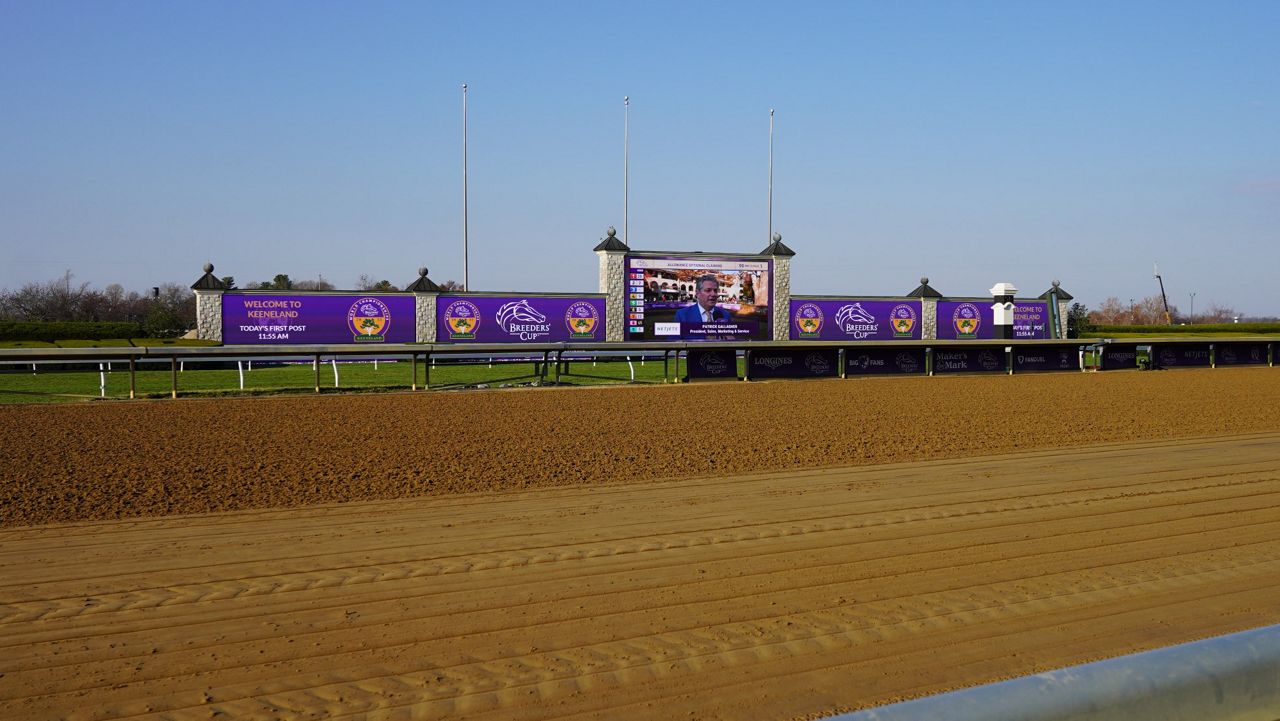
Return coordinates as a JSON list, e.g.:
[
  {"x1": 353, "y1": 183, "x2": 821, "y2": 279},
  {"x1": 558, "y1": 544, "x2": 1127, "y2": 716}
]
[
  {"x1": 932, "y1": 347, "x2": 1007, "y2": 374},
  {"x1": 748, "y1": 349, "x2": 840, "y2": 379},
  {"x1": 844, "y1": 347, "x2": 927, "y2": 375},
  {"x1": 789, "y1": 300, "x2": 921, "y2": 341},
  {"x1": 686, "y1": 349, "x2": 739, "y2": 380},
  {"x1": 1012, "y1": 346, "x2": 1079, "y2": 372},
  {"x1": 1215, "y1": 343, "x2": 1268, "y2": 366},
  {"x1": 222, "y1": 294, "x2": 415, "y2": 344},
  {"x1": 436, "y1": 296, "x2": 606, "y2": 342},
  {"x1": 1100, "y1": 345, "x2": 1140, "y2": 370},
  {"x1": 1154, "y1": 344, "x2": 1212, "y2": 368},
  {"x1": 935, "y1": 302, "x2": 1050, "y2": 340}
]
